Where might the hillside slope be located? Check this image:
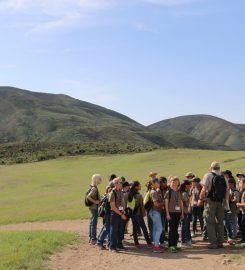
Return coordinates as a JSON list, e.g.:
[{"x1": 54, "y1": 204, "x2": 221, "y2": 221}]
[
  {"x1": 149, "y1": 115, "x2": 245, "y2": 150},
  {"x1": 0, "y1": 87, "x2": 169, "y2": 146}
]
